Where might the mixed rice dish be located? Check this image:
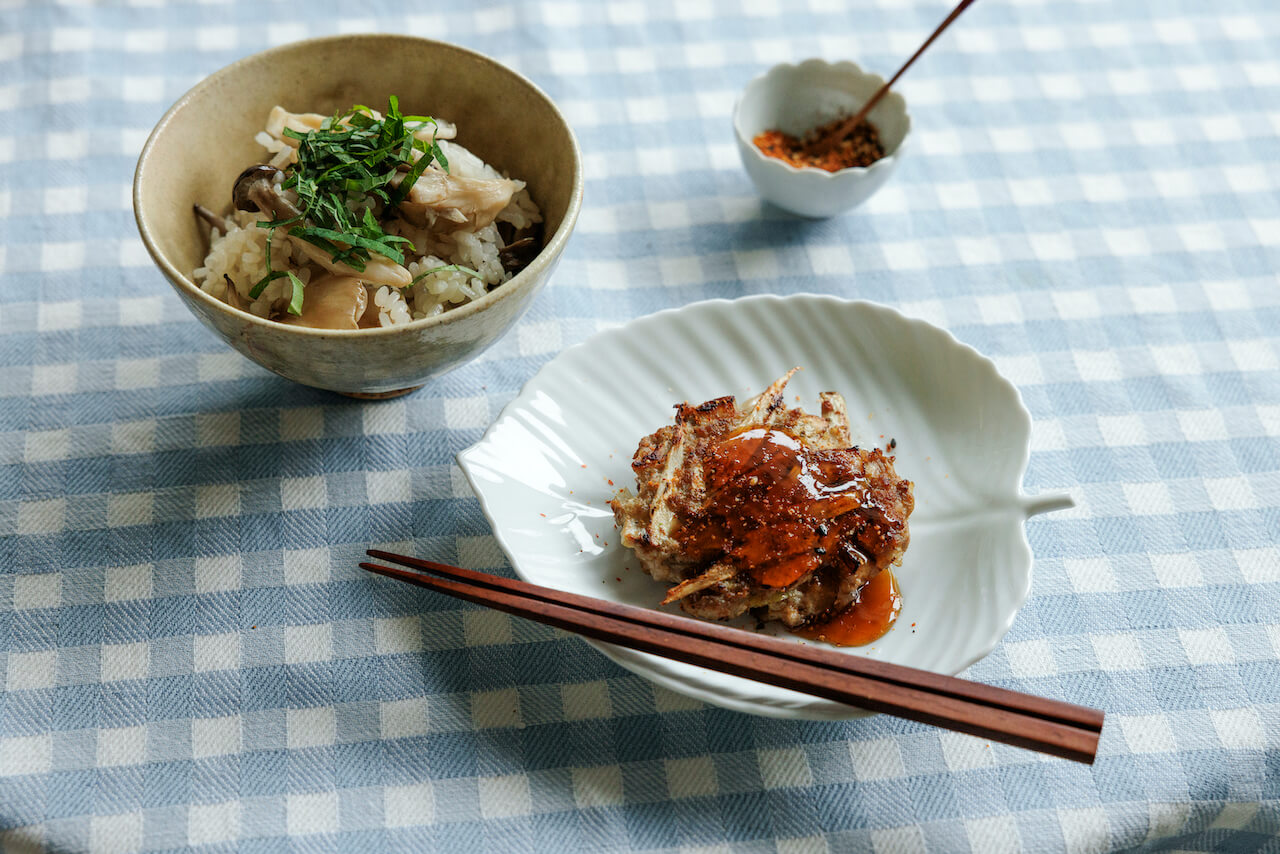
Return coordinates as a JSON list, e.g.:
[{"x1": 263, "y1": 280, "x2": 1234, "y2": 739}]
[{"x1": 193, "y1": 98, "x2": 542, "y2": 330}]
